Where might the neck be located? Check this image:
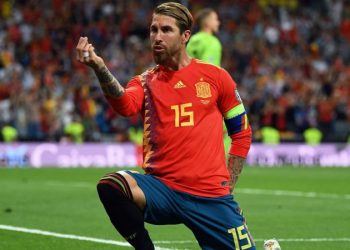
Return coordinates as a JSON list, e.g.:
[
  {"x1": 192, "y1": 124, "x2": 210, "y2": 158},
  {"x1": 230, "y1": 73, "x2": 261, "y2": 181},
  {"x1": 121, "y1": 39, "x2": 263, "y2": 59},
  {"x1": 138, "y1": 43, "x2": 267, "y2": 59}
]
[
  {"x1": 201, "y1": 27, "x2": 213, "y2": 35},
  {"x1": 162, "y1": 51, "x2": 192, "y2": 71}
]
